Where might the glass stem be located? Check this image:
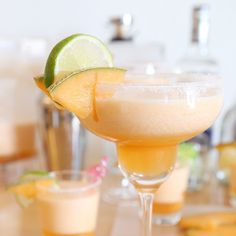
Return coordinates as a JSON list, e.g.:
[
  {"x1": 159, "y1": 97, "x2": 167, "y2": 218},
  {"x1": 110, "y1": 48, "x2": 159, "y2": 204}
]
[{"x1": 139, "y1": 191, "x2": 154, "y2": 236}]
